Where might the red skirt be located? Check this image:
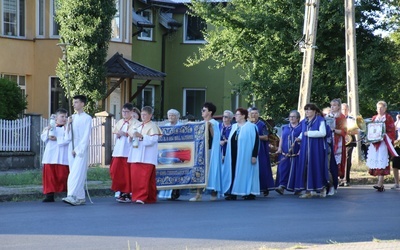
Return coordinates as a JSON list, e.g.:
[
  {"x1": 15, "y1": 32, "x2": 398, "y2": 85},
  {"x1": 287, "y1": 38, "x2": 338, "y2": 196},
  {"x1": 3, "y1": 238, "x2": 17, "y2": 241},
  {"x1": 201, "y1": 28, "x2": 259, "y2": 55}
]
[
  {"x1": 130, "y1": 163, "x2": 157, "y2": 203},
  {"x1": 42, "y1": 164, "x2": 69, "y2": 194},
  {"x1": 110, "y1": 157, "x2": 131, "y2": 193}
]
